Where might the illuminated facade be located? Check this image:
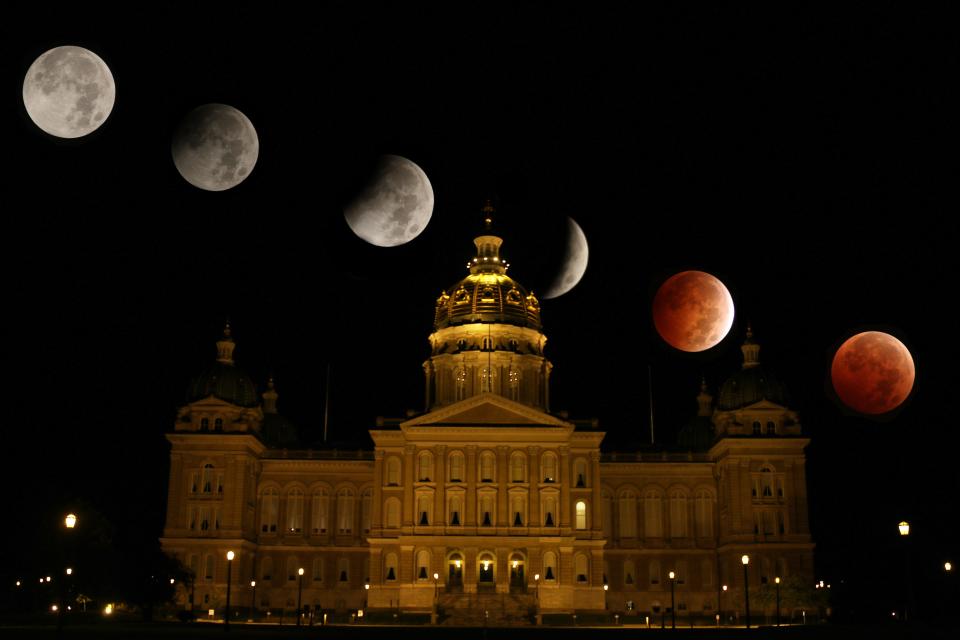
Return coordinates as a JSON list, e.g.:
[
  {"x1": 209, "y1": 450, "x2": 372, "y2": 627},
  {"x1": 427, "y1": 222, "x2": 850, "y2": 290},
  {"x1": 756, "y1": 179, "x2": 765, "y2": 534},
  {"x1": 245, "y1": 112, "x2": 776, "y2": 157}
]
[{"x1": 160, "y1": 217, "x2": 814, "y2": 624}]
